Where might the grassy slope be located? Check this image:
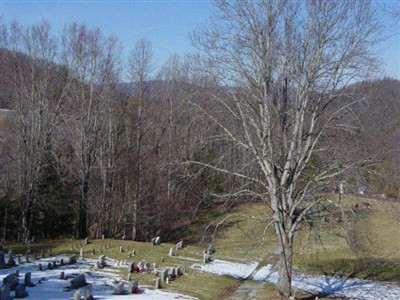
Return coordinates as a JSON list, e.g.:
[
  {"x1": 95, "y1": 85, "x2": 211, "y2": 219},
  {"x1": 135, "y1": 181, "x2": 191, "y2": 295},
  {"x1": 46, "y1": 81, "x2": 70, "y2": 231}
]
[{"x1": 4, "y1": 194, "x2": 400, "y2": 299}]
